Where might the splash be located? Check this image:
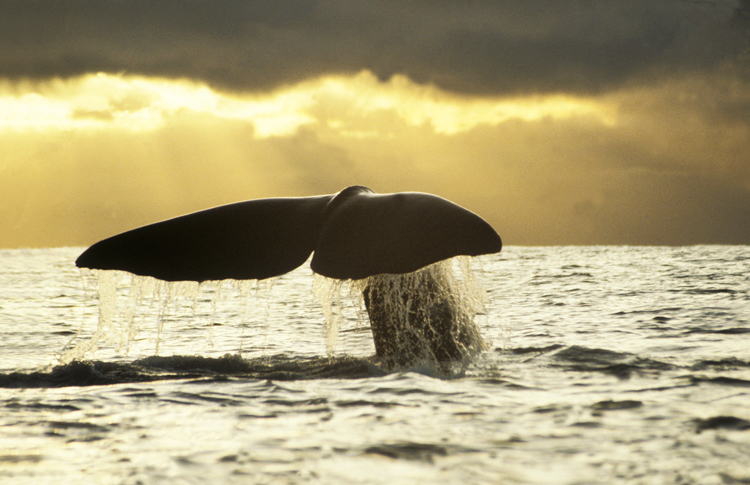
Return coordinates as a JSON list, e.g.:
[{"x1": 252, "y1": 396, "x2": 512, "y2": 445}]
[
  {"x1": 65, "y1": 256, "x2": 489, "y2": 370},
  {"x1": 60, "y1": 270, "x2": 273, "y2": 364},
  {"x1": 312, "y1": 274, "x2": 370, "y2": 357},
  {"x1": 314, "y1": 256, "x2": 488, "y2": 369}
]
